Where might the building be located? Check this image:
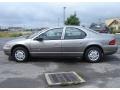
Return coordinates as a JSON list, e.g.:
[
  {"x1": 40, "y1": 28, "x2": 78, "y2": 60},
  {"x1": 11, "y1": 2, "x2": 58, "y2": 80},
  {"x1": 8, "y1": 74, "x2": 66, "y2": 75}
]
[
  {"x1": 8, "y1": 27, "x2": 25, "y2": 31},
  {"x1": 0, "y1": 26, "x2": 8, "y2": 31},
  {"x1": 105, "y1": 18, "x2": 120, "y2": 32}
]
